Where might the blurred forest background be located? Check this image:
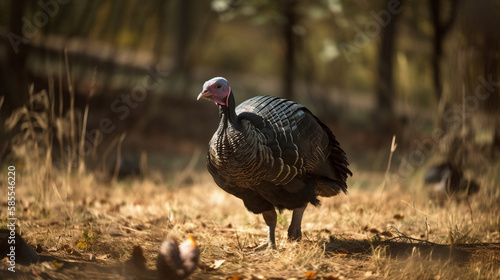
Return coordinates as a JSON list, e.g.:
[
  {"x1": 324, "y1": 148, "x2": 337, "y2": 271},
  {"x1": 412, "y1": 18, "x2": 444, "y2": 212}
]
[{"x1": 0, "y1": 0, "x2": 499, "y2": 182}]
